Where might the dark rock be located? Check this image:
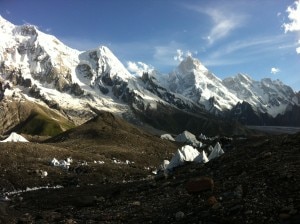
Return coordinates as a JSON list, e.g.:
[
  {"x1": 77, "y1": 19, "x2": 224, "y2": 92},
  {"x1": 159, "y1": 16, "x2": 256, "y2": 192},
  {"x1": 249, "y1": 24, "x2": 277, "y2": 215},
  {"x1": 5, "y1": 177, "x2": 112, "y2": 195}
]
[
  {"x1": 279, "y1": 213, "x2": 290, "y2": 220},
  {"x1": 186, "y1": 177, "x2": 214, "y2": 193},
  {"x1": 71, "y1": 83, "x2": 84, "y2": 96},
  {"x1": 99, "y1": 85, "x2": 109, "y2": 94},
  {"x1": 175, "y1": 211, "x2": 185, "y2": 220},
  {"x1": 101, "y1": 73, "x2": 113, "y2": 86},
  {"x1": 207, "y1": 196, "x2": 218, "y2": 206}
]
